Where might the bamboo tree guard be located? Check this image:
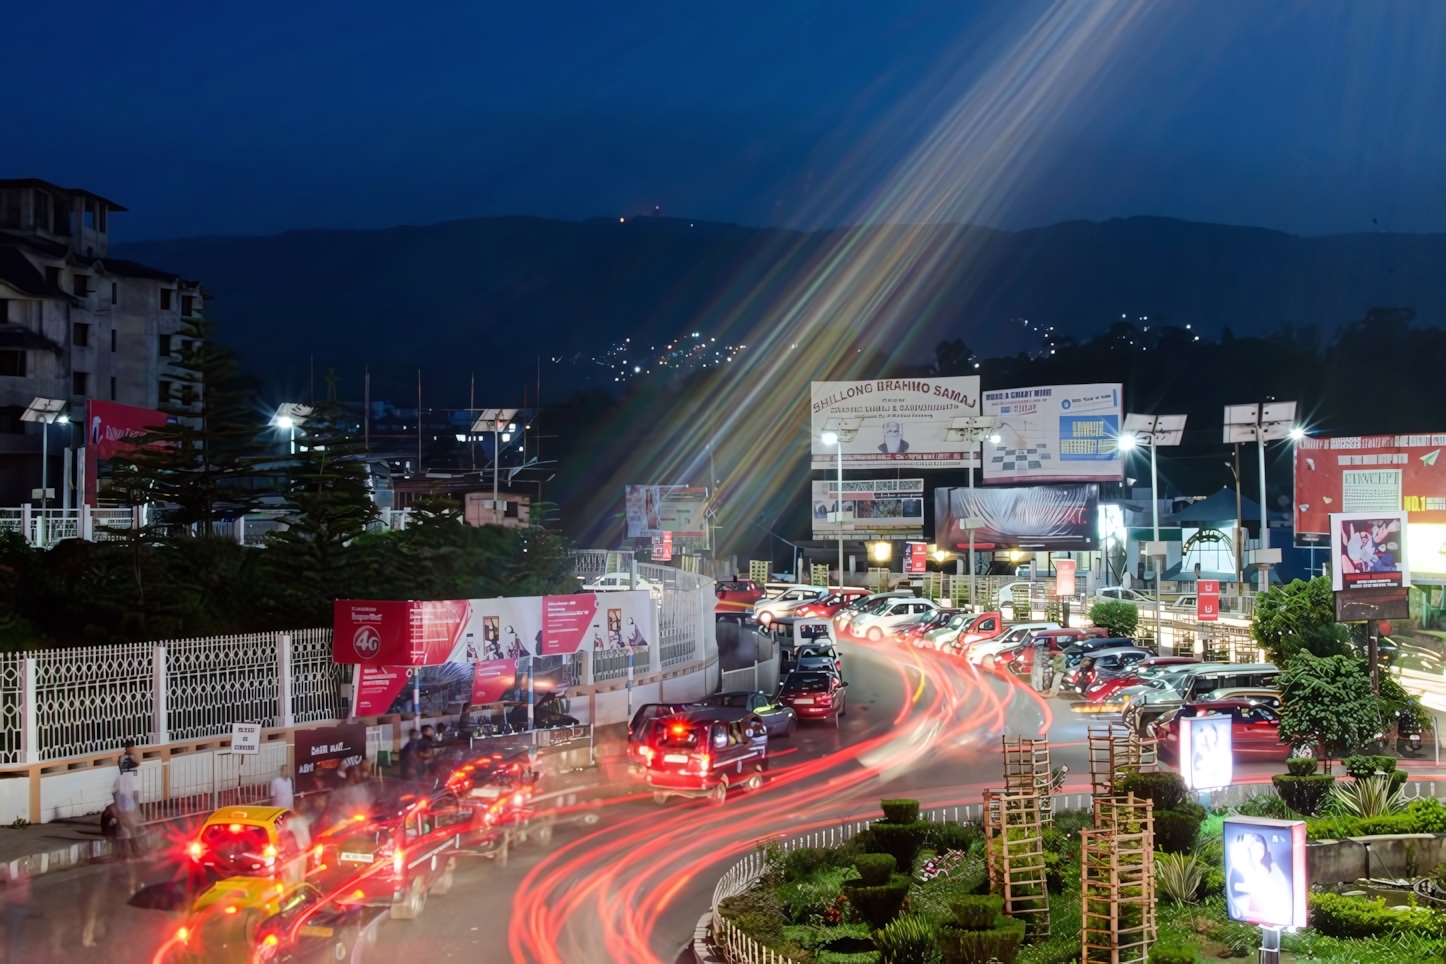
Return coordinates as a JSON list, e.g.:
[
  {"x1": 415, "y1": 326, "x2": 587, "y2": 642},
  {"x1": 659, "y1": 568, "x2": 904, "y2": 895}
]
[
  {"x1": 983, "y1": 788, "x2": 1051, "y2": 939},
  {"x1": 1002, "y1": 736, "x2": 1053, "y2": 823},
  {"x1": 1081, "y1": 793, "x2": 1156, "y2": 964},
  {"x1": 1087, "y1": 723, "x2": 1158, "y2": 796}
]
